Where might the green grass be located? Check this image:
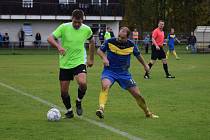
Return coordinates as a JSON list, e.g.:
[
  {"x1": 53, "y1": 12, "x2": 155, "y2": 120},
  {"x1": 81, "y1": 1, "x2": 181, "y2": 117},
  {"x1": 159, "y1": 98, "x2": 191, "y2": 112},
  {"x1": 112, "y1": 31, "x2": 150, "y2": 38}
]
[{"x1": 0, "y1": 52, "x2": 210, "y2": 140}]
